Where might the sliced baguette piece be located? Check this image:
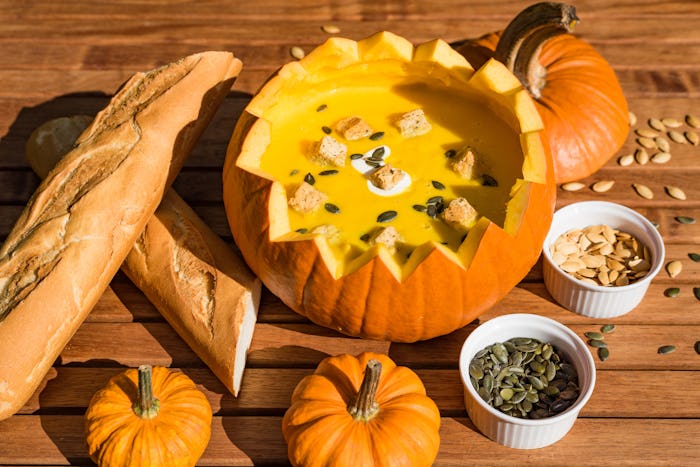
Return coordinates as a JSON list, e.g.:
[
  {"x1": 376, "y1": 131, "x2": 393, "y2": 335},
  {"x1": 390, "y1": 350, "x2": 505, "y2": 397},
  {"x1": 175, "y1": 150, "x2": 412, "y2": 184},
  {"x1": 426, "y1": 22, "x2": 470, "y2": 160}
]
[
  {"x1": 26, "y1": 116, "x2": 262, "y2": 398},
  {"x1": 0, "y1": 52, "x2": 242, "y2": 420}
]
